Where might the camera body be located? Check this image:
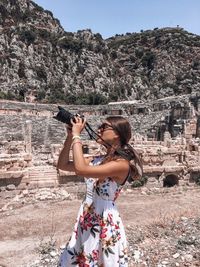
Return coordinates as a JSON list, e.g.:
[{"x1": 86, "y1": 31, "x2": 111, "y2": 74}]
[{"x1": 53, "y1": 106, "x2": 84, "y2": 126}]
